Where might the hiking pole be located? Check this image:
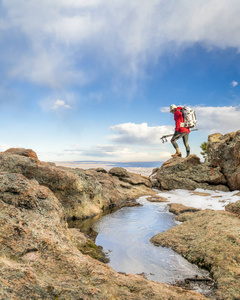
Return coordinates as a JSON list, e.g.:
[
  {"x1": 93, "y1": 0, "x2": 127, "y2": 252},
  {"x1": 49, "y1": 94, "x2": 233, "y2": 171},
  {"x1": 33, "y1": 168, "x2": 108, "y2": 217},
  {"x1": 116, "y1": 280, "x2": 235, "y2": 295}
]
[
  {"x1": 160, "y1": 129, "x2": 199, "y2": 143},
  {"x1": 160, "y1": 134, "x2": 174, "y2": 143}
]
